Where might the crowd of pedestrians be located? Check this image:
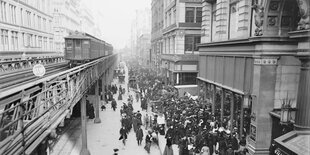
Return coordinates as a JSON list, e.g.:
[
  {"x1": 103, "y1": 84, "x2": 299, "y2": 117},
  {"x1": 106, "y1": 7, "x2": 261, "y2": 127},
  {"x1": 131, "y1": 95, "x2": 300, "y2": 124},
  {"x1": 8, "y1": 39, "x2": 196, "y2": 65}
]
[{"x1": 130, "y1": 66, "x2": 249, "y2": 155}]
